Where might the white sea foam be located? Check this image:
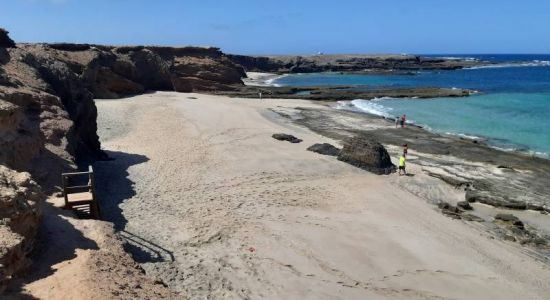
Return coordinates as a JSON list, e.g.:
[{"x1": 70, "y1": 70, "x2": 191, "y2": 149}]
[
  {"x1": 466, "y1": 60, "x2": 550, "y2": 69},
  {"x1": 370, "y1": 96, "x2": 399, "y2": 101},
  {"x1": 437, "y1": 56, "x2": 479, "y2": 61},
  {"x1": 445, "y1": 132, "x2": 482, "y2": 140},
  {"x1": 263, "y1": 74, "x2": 288, "y2": 87},
  {"x1": 335, "y1": 99, "x2": 392, "y2": 117},
  {"x1": 347, "y1": 99, "x2": 395, "y2": 118}
]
